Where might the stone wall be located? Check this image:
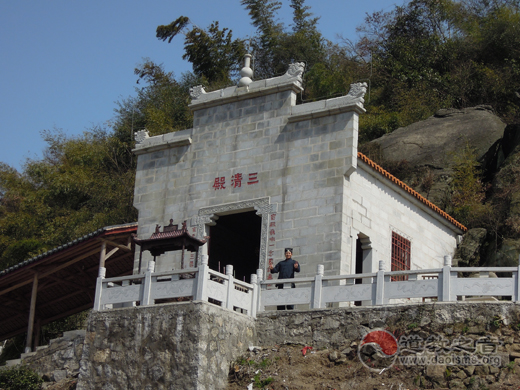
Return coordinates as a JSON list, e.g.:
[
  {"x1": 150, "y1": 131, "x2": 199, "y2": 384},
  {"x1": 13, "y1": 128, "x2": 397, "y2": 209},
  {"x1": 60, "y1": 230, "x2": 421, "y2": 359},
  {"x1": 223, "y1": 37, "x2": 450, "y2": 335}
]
[
  {"x1": 76, "y1": 301, "x2": 256, "y2": 390},
  {"x1": 132, "y1": 72, "x2": 364, "y2": 279},
  {"x1": 9, "y1": 301, "x2": 520, "y2": 389},
  {"x1": 256, "y1": 302, "x2": 520, "y2": 388},
  {"x1": 256, "y1": 302, "x2": 520, "y2": 348},
  {"x1": 21, "y1": 330, "x2": 85, "y2": 383}
]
